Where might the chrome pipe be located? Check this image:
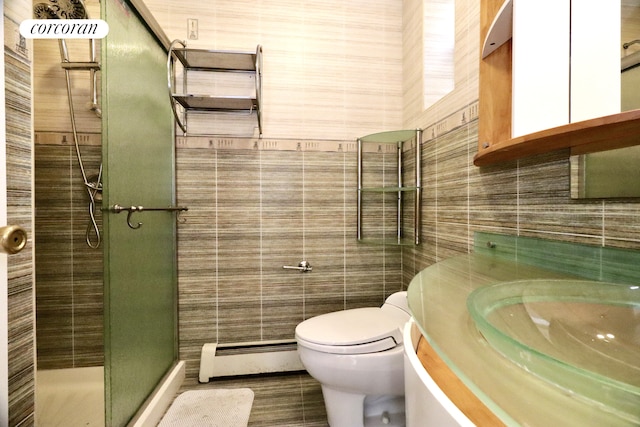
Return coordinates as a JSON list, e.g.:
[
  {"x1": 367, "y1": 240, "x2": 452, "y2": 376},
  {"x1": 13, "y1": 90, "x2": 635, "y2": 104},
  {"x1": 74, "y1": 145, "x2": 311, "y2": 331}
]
[
  {"x1": 397, "y1": 140, "x2": 403, "y2": 243},
  {"x1": 357, "y1": 138, "x2": 363, "y2": 241}
]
